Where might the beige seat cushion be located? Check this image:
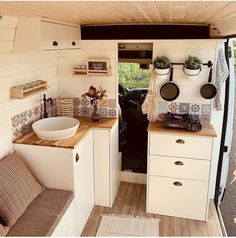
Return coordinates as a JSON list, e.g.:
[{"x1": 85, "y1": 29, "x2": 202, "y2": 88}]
[
  {"x1": 7, "y1": 189, "x2": 74, "y2": 236},
  {"x1": 0, "y1": 224, "x2": 9, "y2": 237},
  {"x1": 0, "y1": 152, "x2": 44, "y2": 227}
]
